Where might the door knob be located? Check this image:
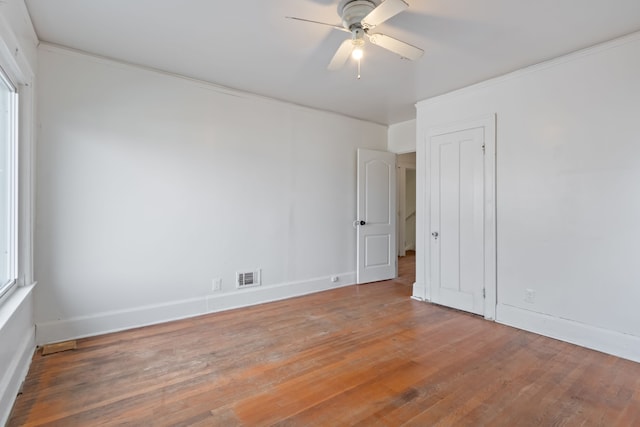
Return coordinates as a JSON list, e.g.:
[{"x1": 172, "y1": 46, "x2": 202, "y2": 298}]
[
  {"x1": 359, "y1": 220, "x2": 366, "y2": 226},
  {"x1": 432, "y1": 231, "x2": 439, "y2": 239}
]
